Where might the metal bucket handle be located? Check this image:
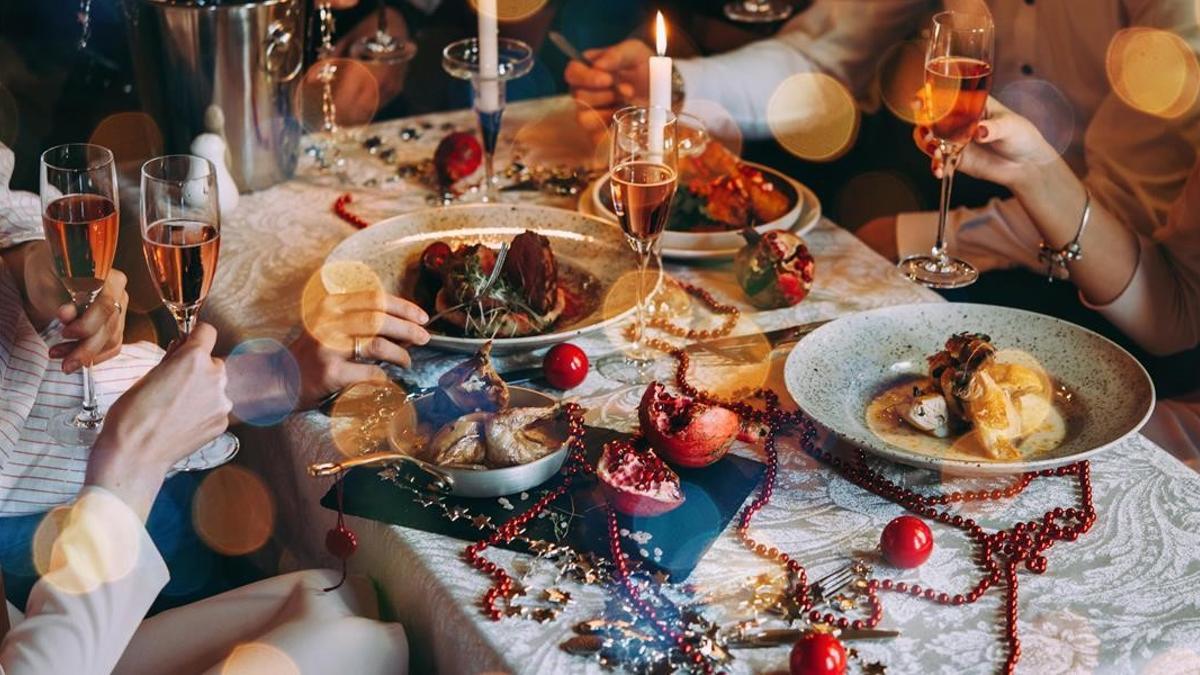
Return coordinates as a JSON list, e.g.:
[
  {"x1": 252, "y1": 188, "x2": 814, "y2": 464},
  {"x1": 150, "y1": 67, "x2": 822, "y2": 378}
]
[{"x1": 264, "y1": 19, "x2": 302, "y2": 82}]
